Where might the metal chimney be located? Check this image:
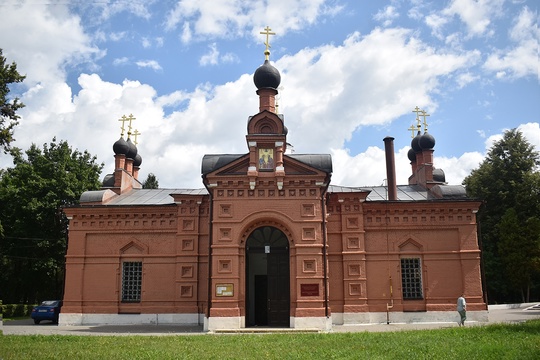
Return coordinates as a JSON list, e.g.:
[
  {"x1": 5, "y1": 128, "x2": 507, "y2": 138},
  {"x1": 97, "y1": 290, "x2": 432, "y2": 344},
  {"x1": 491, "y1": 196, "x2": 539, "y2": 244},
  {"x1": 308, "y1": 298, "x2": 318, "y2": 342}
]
[{"x1": 383, "y1": 137, "x2": 398, "y2": 201}]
